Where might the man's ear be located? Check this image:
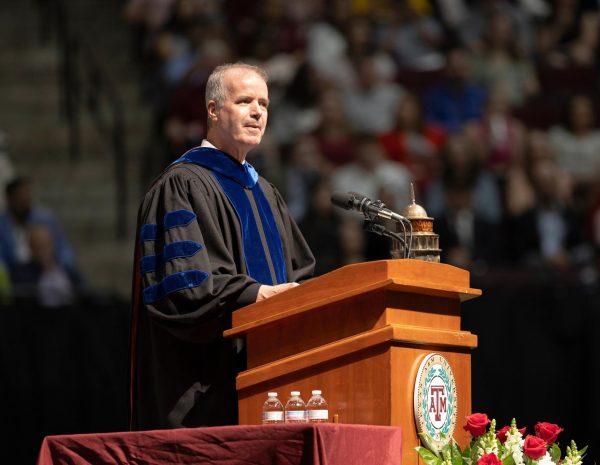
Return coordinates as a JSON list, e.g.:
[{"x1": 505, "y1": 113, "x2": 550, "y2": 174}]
[{"x1": 207, "y1": 100, "x2": 218, "y2": 122}]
